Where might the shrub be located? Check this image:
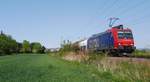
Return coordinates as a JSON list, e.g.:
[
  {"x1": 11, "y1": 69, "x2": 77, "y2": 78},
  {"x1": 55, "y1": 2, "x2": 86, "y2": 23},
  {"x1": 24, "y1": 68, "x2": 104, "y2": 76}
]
[{"x1": 133, "y1": 49, "x2": 150, "y2": 58}]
